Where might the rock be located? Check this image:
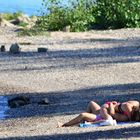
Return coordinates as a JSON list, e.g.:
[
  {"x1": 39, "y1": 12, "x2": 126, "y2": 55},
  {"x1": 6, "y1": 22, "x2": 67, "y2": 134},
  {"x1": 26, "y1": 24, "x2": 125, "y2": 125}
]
[
  {"x1": 38, "y1": 98, "x2": 50, "y2": 105},
  {"x1": 30, "y1": 16, "x2": 38, "y2": 23},
  {"x1": 26, "y1": 22, "x2": 35, "y2": 29},
  {"x1": 38, "y1": 47, "x2": 48, "y2": 53},
  {"x1": 0, "y1": 18, "x2": 15, "y2": 27},
  {"x1": 8, "y1": 96, "x2": 30, "y2": 108},
  {"x1": 9, "y1": 43, "x2": 21, "y2": 54},
  {"x1": 0, "y1": 45, "x2": 6, "y2": 52},
  {"x1": 16, "y1": 14, "x2": 31, "y2": 24},
  {"x1": 63, "y1": 26, "x2": 71, "y2": 32}
]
